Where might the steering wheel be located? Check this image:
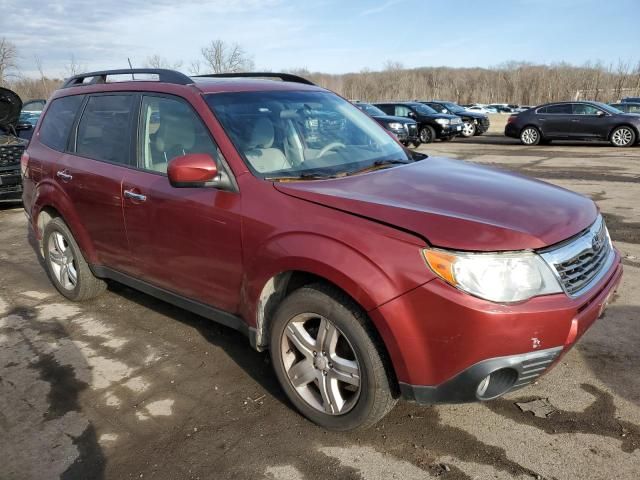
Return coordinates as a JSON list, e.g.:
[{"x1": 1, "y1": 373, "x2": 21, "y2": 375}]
[{"x1": 317, "y1": 142, "x2": 346, "y2": 158}]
